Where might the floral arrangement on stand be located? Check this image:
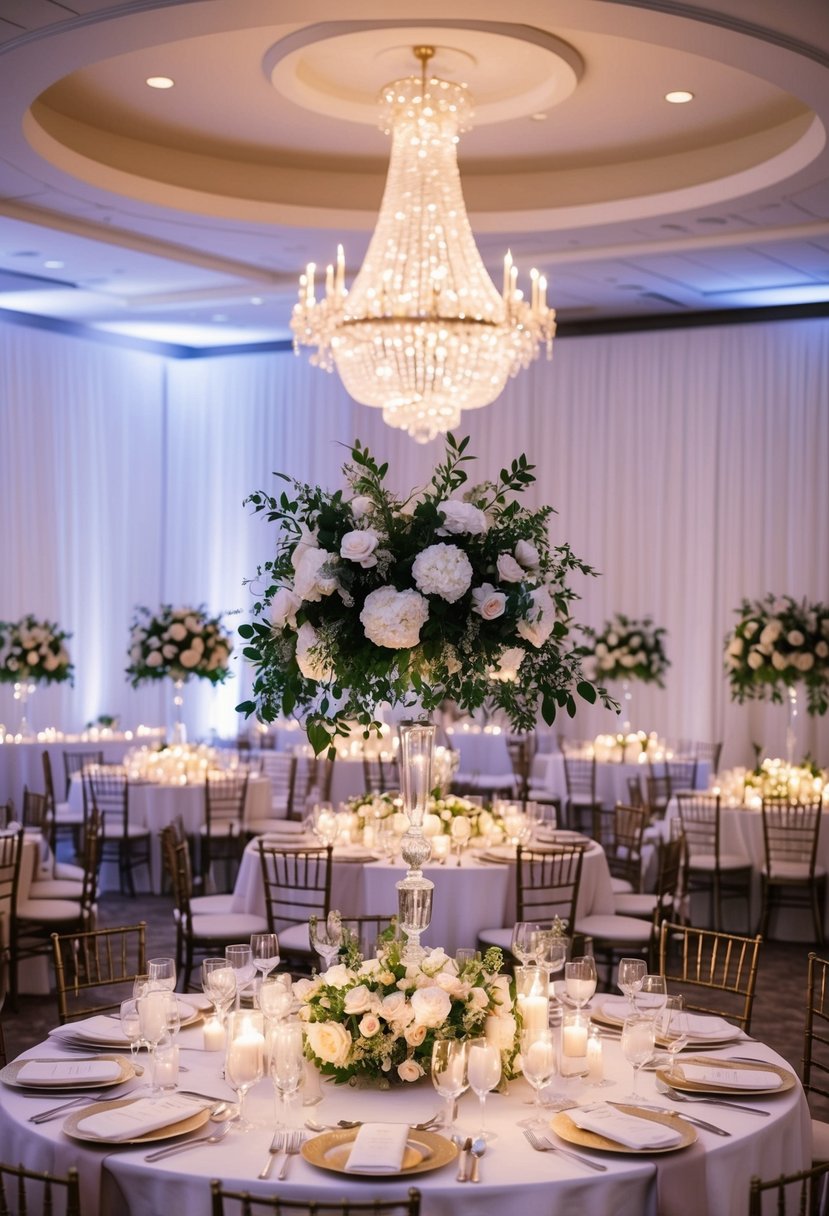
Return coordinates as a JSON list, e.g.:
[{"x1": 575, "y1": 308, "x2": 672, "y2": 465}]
[
  {"x1": 581, "y1": 613, "x2": 670, "y2": 686},
  {"x1": 125, "y1": 604, "x2": 233, "y2": 686},
  {"x1": 296, "y1": 936, "x2": 517, "y2": 1086},
  {"x1": 724, "y1": 594, "x2": 829, "y2": 715},
  {"x1": 237, "y1": 434, "x2": 613, "y2": 754},
  {"x1": 0, "y1": 615, "x2": 73, "y2": 684}
]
